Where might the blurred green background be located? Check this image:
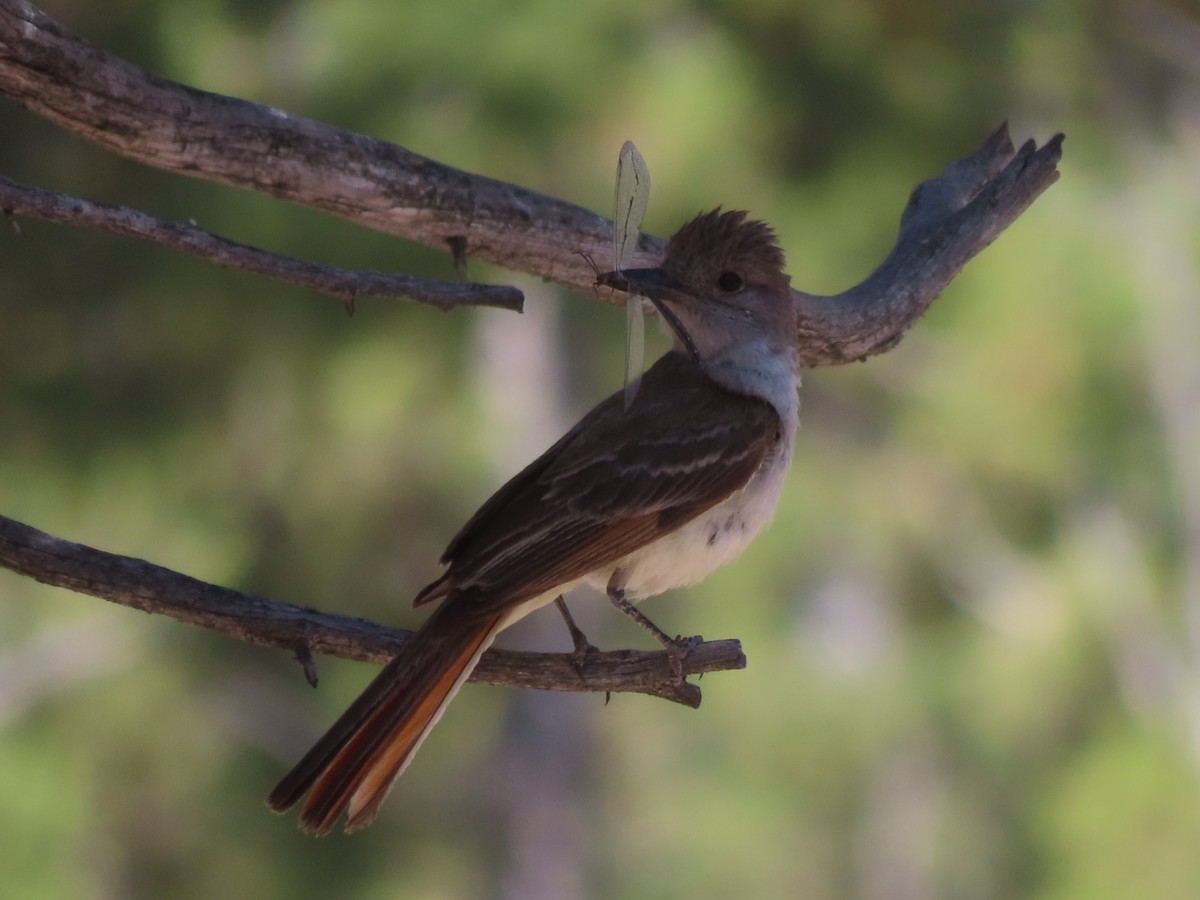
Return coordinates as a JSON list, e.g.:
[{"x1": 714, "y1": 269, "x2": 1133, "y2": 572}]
[{"x1": 3, "y1": 0, "x2": 1199, "y2": 897}]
